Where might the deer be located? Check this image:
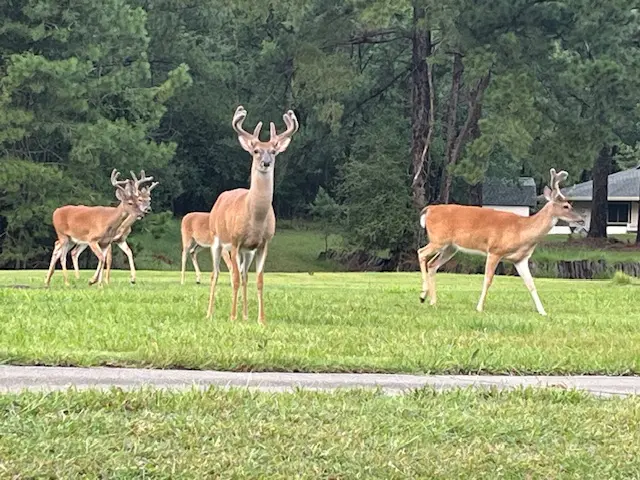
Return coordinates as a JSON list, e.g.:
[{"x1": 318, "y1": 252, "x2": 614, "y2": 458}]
[
  {"x1": 44, "y1": 170, "x2": 155, "y2": 287},
  {"x1": 68, "y1": 171, "x2": 158, "y2": 285},
  {"x1": 206, "y1": 105, "x2": 299, "y2": 325},
  {"x1": 417, "y1": 168, "x2": 584, "y2": 316},
  {"x1": 180, "y1": 211, "x2": 233, "y2": 284}
]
